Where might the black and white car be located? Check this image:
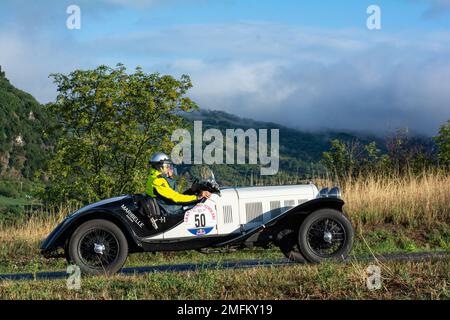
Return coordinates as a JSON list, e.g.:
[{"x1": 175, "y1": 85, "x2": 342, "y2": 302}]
[{"x1": 41, "y1": 169, "x2": 354, "y2": 275}]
